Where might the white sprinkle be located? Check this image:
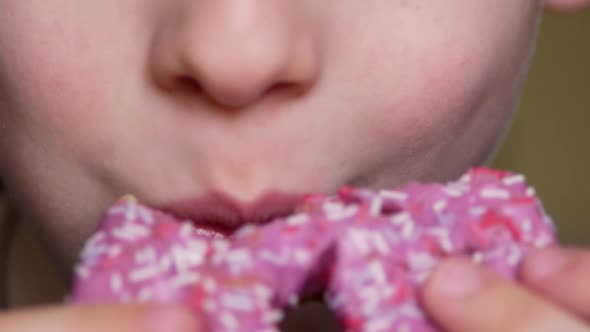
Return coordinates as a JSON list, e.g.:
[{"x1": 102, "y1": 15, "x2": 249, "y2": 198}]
[
  {"x1": 259, "y1": 249, "x2": 289, "y2": 266},
  {"x1": 414, "y1": 270, "x2": 432, "y2": 284},
  {"x1": 469, "y1": 206, "x2": 487, "y2": 217},
  {"x1": 444, "y1": 187, "x2": 463, "y2": 197},
  {"x1": 294, "y1": 248, "x2": 312, "y2": 265},
  {"x1": 81, "y1": 232, "x2": 106, "y2": 258},
  {"x1": 81, "y1": 244, "x2": 108, "y2": 260},
  {"x1": 110, "y1": 273, "x2": 123, "y2": 293},
  {"x1": 202, "y1": 277, "x2": 217, "y2": 293},
  {"x1": 75, "y1": 266, "x2": 90, "y2": 279},
  {"x1": 365, "y1": 315, "x2": 393, "y2": 332},
  {"x1": 159, "y1": 255, "x2": 172, "y2": 273},
  {"x1": 263, "y1": 310, "x2": 285, "y2": 324},
  {"x1": 128, "y1": 264, "x2": 160, "y2": 283},
  {"x1": 379, "y1": 190, "x2": 408, "y2": 201},
  {"x1": 112, "y1": 222, "x2": 150, "y2": 242},
  {"x1": 211, "y1": 241, "x2": 230, "y2": 264},
  {"x1": 137, "y1": 207, "x2": 154, "y2": 225},
  {"x1": 135, "y1": 246, "x2": 157, "y2": 264},
  {"x1": 391, "y1": 212, "x2": 412, "y2": 225},
  {"x1": 544, "y1": 216, "x2": 555, "y2": 227},
  {"x1": 323, "y1": 201, "x2": 346, "y2": 214},
  {"x1": 184, "y1": 240, "x2": 208, "y2": 264},
  {"x1": 172, "y1": 244, "x2": 207, "y2": 272},
  {"x1": 401, "y1": 222, "x2": 415, "y2": 239},
  {"x1": 233, "y1": 224, "x2": 257, "y2": 238},
  {"x1": 171, "y1": 245, "x2": 189, "y2": 272},
  {"x1": 507, "y1": 247, "x2": 522, "y2": 266},
  {"x1": 372, "y1": 233, "x2": 390, "y2": 255},
  {"x1": 286, "y1": 213, "x2": 310, "y2": 226},
  {"x1": 399, "y1": 304, "x2": 424, "y2": 318},
  {"x1": 459, "y1": 173, "x2": 472, "y2": 183},
  {"x1": 348, "y1": 228, "x2": 371, "y2": 255},
  {"x1": 180, "y1": 223, "x2": 195, "y2": 238},
  {"x1": 428, "y1": 228, "x2": 453, "y2": 252},
  {"x1": 224, "y1": 249, "x2": 253, "y2": 272},
  {"x1": 253, "y1": 284, "x2": 273, "y2": 300},
  {"x1": 472, "y1": 252, "x2": 484, "y2": 264},
  {"x1": 408, "y1": 252, "x2": 437, "y2": 271},
  {"x1": 85, "y1": 232, "x2": 106, "y2": 250},
  {"x1": 360, "y1": 287, "x2": 382, "y2": 315},
  {"x1": 137, "y1": 288, "x2": 153, "y2": 302},
  {"x1": 503, "y1": 174, "x2": 525, "y2": 186},
  {"x1": 368, "y1": 260, "x2": 387, "y2": 284},
  {"x1": 480, "y1": 187, "x2": 511, "y2": 200},
  {"x1": 220, "y1": 312, "x2": 238, "y2": 330},
  {"x1": 221, "y1": 293, "x2": 255, "y2": 312},
  {"x1": 288, "y1": 294, "x2": 299, "y2": 307},
  {"x1": 170, "y1": 272, "x2": 200, "y2": 288},
  {"x1": 369, "y1": 196, "x2": 383, "y2": 216},
  {"x1": 125, "y1": 200, "x2": 138, "y2": 221},
  {"x1": 433, "y1": 200, "x2": 447, "y2": 213},
  {"x1": 440, "y1": 238, "x2": 453, "y2": 253},
  {"x1": 347, "y1": 228, "x2": 389, "y2": 255},
  {"x1": 535, "y1": 234, "x2": 553, "y2": 248},
  {"x1": 522, "y1": 218, "x2": 532, "y2": 233},
  {"x1": 107, "y1": 205, "x2": 127, "y2": 216},
  {"x1": 325, "y1": 204, "x2": 359, "y2": 221},
  {"x1": 526, "y1": 187, "x2": 536, "y2": 197},
  {"x1": 108, "y1": 244, "x2": 123, "y2": 258}
]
